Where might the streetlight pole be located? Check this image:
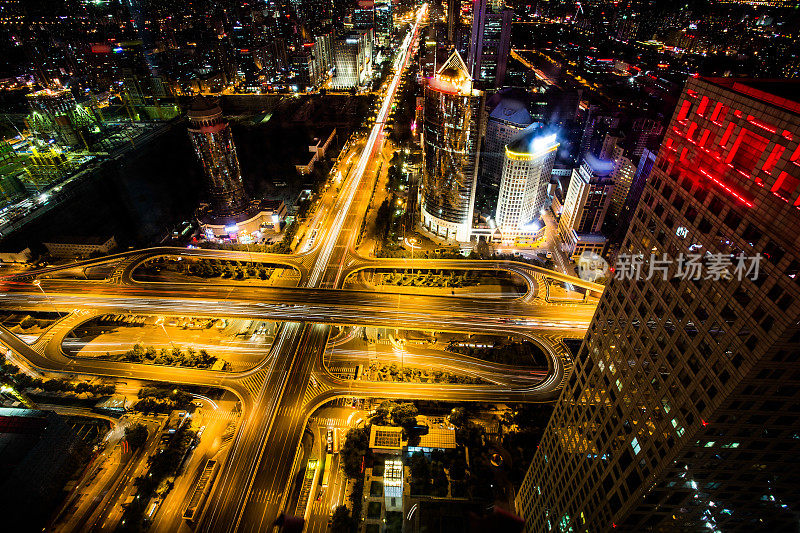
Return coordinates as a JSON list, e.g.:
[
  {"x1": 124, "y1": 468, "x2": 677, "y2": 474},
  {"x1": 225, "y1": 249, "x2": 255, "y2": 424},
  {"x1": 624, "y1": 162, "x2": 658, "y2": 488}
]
[
  {"x1": 32, "y1": 280, "x2": 62, "y2": 318},
  {"x1": 155, "y1": 318, "x2": 176, "y2": 348}
]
